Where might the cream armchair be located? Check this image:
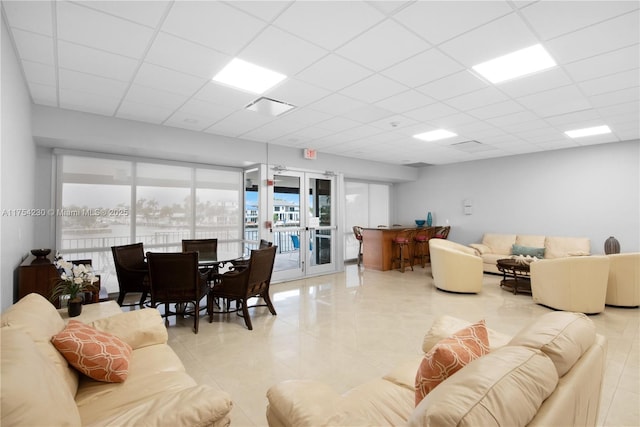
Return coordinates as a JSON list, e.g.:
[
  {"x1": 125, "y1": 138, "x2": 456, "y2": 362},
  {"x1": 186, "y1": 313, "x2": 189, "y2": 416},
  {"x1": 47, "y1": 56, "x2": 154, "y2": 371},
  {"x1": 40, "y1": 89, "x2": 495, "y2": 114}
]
[
  {"x1": 606, "y1": 253, "x2": 640, "y2": 307},
  {"x1": 429, "y1": 239, "x2": 483, "y2": 293},
  {"x1": 530, "y1": 256, "x2": 610, "y2": 314}
]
